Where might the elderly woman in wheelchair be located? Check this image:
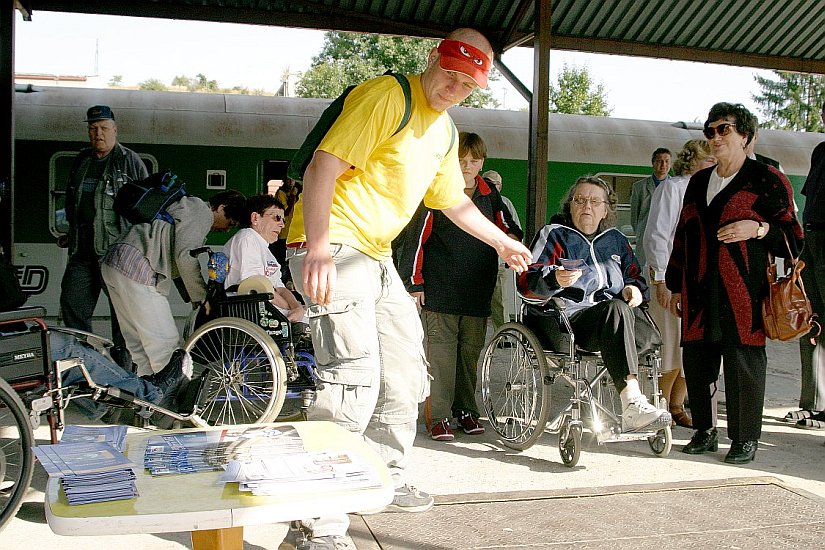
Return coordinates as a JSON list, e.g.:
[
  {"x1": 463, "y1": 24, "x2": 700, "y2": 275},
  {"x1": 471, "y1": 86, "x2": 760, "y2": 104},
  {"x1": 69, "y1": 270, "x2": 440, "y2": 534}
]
[
  {"x1": 481, "y1": 176, "x2": 671, "y2": 465},
  {"x1": 521, "y1": 176, "x2": 670, "y2": 433}
]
